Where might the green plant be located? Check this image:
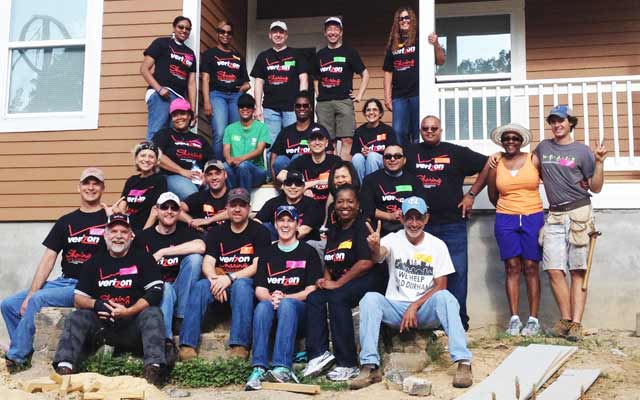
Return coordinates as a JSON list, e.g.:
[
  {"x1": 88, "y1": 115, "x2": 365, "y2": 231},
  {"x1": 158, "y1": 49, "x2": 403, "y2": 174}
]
[
  {"x1": 295, "y1": 368, "x2": 347, "y2": 391},
  {"x1": 81, "y1": 353, "x2": 144, "y2": 377},
  {"x1": 426, "y1": 336, "x2": 447, "y2": 365},
  {"x1": 170, "y1": 357, "x2": 252, "y2": 387}
]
